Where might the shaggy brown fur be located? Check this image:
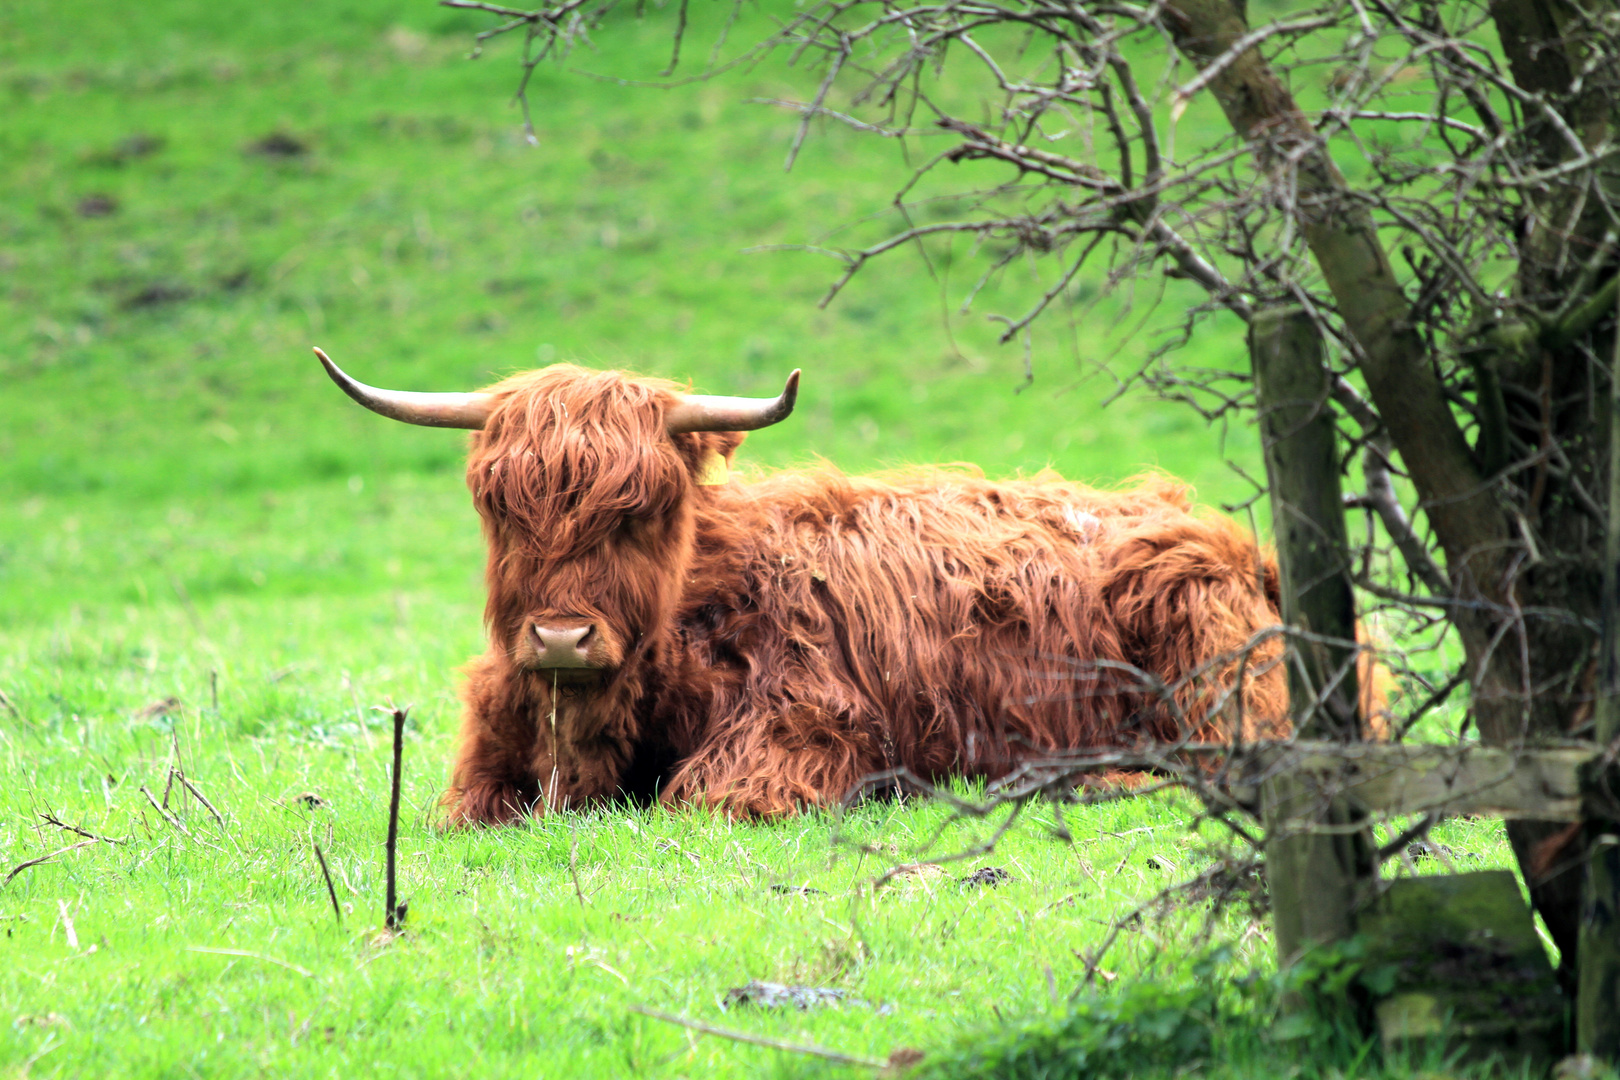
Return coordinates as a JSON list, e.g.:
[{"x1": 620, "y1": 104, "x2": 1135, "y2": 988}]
[{"x1": 444, "y1": 365, "x2": 1292, "y2": 823}]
